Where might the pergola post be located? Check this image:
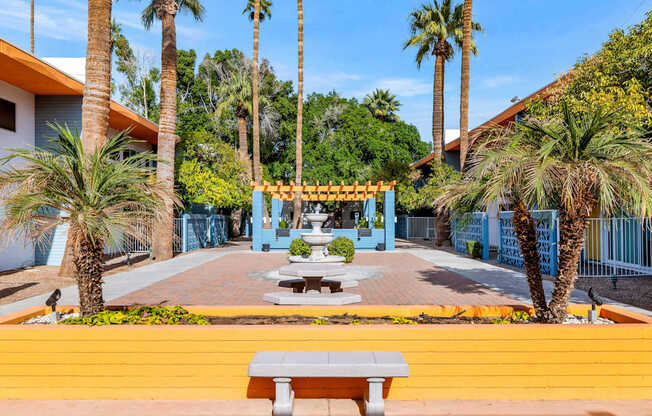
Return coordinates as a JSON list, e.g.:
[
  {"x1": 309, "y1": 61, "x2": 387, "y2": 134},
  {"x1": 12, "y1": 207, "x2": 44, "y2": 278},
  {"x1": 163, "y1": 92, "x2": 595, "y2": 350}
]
[
  {"x1": 364, "y1": 197, "x2": 376, "y2": 224},
  {"x1": 252, "y1": 190, "x2": 264, "y2": 251},
  {"x1": 271, "y1": 197, "x2": 281, "y2": 230},
  {"x1": 384, "y1": 190, "x2": 395, "y2": 250}
]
